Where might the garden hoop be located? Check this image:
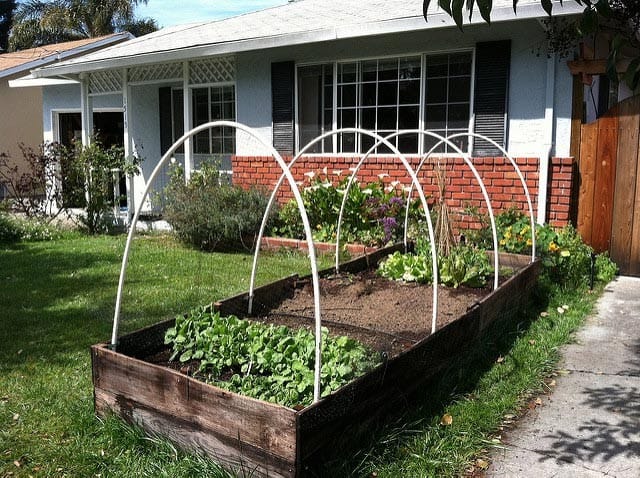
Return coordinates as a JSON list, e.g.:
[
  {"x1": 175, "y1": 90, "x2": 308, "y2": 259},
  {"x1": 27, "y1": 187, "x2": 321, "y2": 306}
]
[{"x1": 111, "y1": 120, "x2": 326, "y2": 404}]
